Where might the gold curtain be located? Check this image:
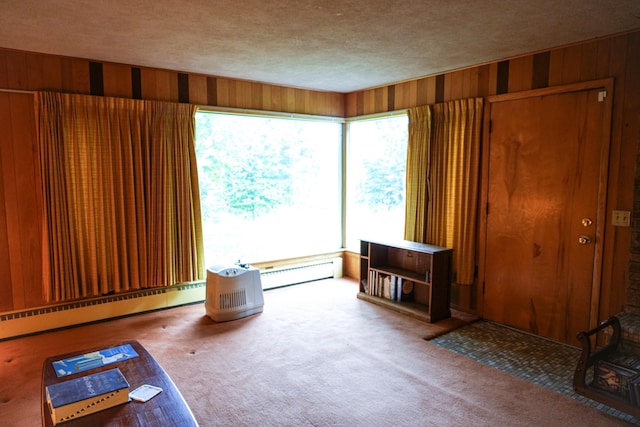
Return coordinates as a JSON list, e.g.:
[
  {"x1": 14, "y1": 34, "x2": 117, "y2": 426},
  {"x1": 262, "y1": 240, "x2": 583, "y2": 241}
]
[
  {"x1": 405, "y1": 98, "x2": 483, "y2": 285},
  {"x1": 35, "y1": 92, "x2": 204, "y2": 301},
  {"x1": 404, "y1": 105, "x2": 432, "y2": 241}
]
